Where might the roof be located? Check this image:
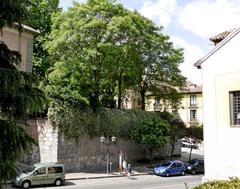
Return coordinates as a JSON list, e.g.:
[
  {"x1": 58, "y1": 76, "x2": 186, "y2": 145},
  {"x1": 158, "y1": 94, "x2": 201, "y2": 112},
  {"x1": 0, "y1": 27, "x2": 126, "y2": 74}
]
[
  {"x1": 33, "y1": 162, "x2": 64, "y2": 168},
  {"x1": 182, "y1": 81, "x2": 202, "y2": 94},
  {"x1": 194, "y1": 27, "x2": 240, "y2": 68},
  {"x1": 209, "y1": 30, "x2": 232, "y2": 45}
]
